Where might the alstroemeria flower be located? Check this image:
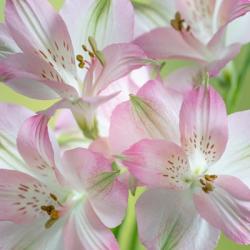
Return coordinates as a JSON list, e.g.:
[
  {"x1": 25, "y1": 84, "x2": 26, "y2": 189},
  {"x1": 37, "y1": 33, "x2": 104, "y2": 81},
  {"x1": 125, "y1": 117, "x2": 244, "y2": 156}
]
[
  {"x1": 121, "y1": 86, "x2": 250, "y2": 248},
  {"x1": 0, "y1": 104, "x2": 128, "y2": 249},
  {"x1": 0, "y1": 0, "x2": 145, "y2": 139},
  {"x1": 134, "y1": 0, "x2": 250, "y2": 75}
]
